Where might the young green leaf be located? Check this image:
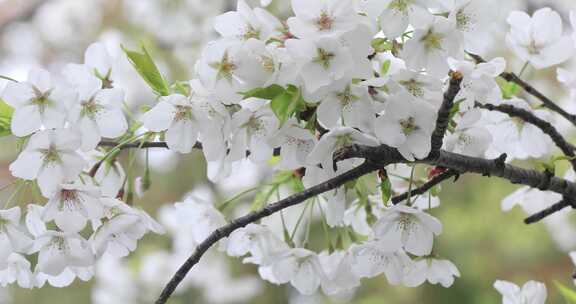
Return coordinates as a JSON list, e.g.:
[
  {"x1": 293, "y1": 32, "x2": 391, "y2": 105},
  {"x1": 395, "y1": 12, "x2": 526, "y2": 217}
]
[
  {"x1": 122, "y1": 45, "x2": 170, "y2": 96},
  {"x1": 270, "y1": 85, "x2": 306, "y2": 125},
  {"x1": 499, "y1": 79, "x2": 520, "y2": 99},
  {"x1": 0, "y1": 99, "x2": 14, "y2": 138},
  {"x1": 555, "y1": 281, "x2": 576, "y2": 303},
  {"x1": 380, "y1": 178, "x2": 392, "y2": 204},
  {"x1": 241, "y1": 84, "x2": 285, "y2": 100},
  {"x1": 380, "y1": 60, "x2": 391, "y2": 76}
]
